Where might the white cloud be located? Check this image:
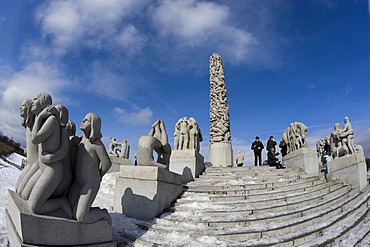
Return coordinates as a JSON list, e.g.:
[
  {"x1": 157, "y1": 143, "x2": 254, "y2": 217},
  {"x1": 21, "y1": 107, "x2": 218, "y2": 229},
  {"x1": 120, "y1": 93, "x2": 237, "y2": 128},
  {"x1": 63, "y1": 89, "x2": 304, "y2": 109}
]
[
  {"x1": 114, "y1": 107, "x2": 153, "y2": 125},
  {"x1": 368, "y1": 0, "x2": 370, "y2": 16},
  {"x1": 0, "y1": 61, "x2": 73, "y2": 145},
  {"x1": 152, "y1": 0, "x2": 257, "y2": 62},
  {"x1": 153, "y1": 0, "x2": 228, "y2": 39},
  {"x1": 36, "y1": 0, "x2": 147, "y2": 53},
  {"x1": 115, "y1": 25, "x2": 148, "y2": 57}
]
